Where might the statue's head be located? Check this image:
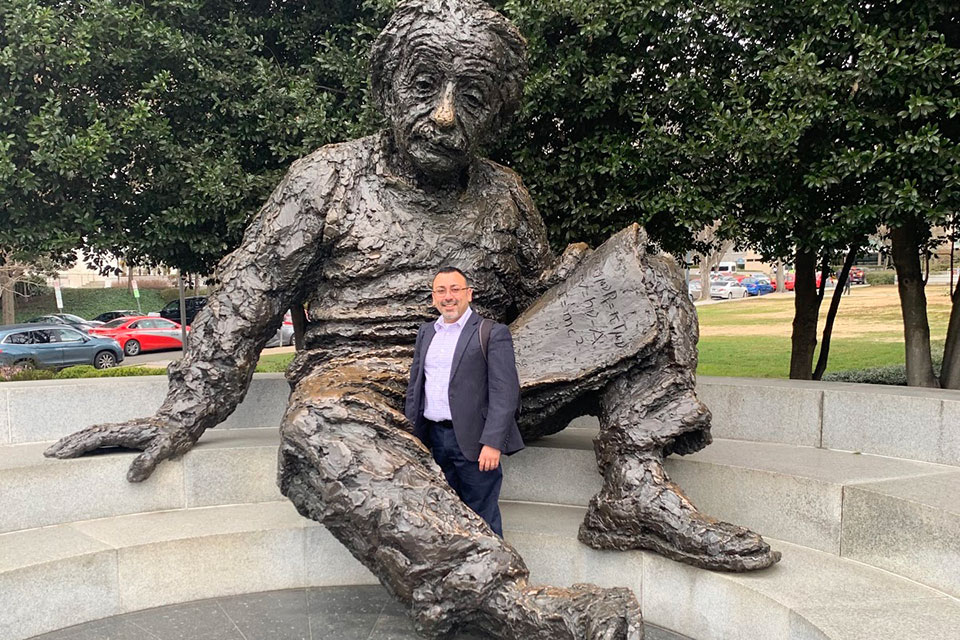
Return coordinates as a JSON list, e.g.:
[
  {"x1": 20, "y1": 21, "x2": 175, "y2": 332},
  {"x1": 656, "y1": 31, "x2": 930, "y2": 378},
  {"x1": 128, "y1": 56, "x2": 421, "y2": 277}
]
[{"x1": 370, "y1": 0, "x2": 527, "y2": 181}]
